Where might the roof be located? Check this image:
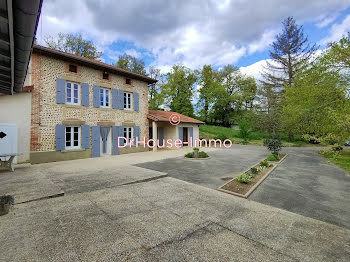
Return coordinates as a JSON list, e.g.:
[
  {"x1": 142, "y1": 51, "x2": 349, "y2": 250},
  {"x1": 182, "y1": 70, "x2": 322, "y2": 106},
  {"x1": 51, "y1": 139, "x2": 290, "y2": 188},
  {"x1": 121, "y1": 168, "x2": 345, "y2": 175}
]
[
  {"x1": 32, "y1": 45, "x2": 157, "y2": 84},
  {"x1": 0, "y1": 0, "x2": 43, "y2": 94},
  {"x1": 148, "y1": 110, "x2": 204, "y2": 124}
]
